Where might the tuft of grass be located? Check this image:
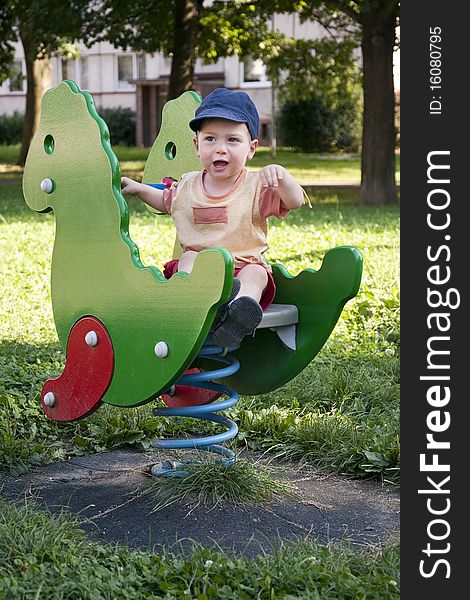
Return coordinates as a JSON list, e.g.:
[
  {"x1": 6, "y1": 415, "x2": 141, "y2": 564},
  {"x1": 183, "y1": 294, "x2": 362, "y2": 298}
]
[
  {"x1": 0, "y1": 495, "x2": 400, "y2": 599},
  {"x1": 146, "y1": 456, "x2": 298, "y2": 514}
]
